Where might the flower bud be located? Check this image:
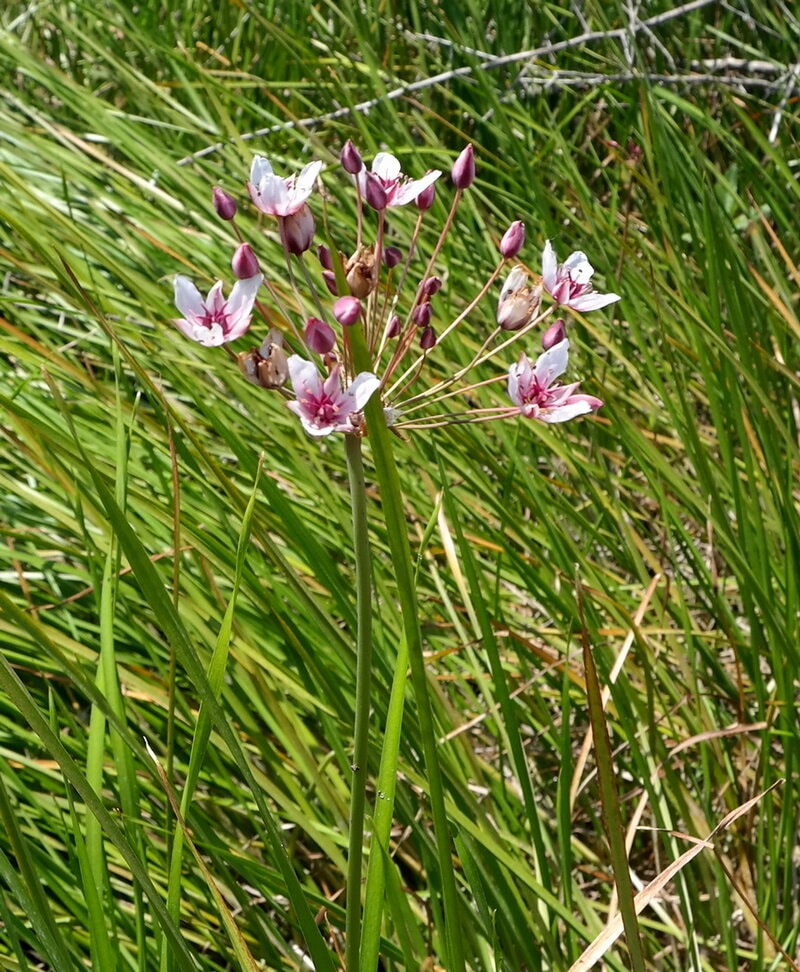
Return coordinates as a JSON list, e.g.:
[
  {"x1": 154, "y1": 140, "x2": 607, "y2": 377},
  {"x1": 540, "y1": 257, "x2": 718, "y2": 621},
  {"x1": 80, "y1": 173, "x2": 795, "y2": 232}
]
[
  {"x1": 346, "y1": 245, "x2": 378, "y2": 299},
  {"x1": 497, "y1": 266, "x2": 542, "y2": 331},
  {"x1": 416, "y1": 182, "x2": 436, "y2": 211},
  {"x1": 499, "y1": 220, "x2": 525, "y2": 260},
  {"x1": 278, "y1": 205, "x2": 315, "y2": 255},
  {"x1": 451, "y1": 144, "x2": 475, "y2": 189},
  {"x1": 333, "y1": 296, "x2": 362, "y2": 327},
  {"x1": 541, "y1": 318, "x2": 567, "y2": 350},
  {"x1": 364, "y1": 171, "x2": 387, "y2": 211},
  {"x1": 419, "y1": 325, "x2": 437, "y2": 350},
  {"x1": 422, "y1": 276, "x2": 442, "y2": 296},
  {"x1": 383, "y1": 245, "x2": 403, "y2": 269},
  {"x1": 317, "y1": 243, "x2": 334, "y2": 271},
  {"x1": 387, "y1": 314, "x2": 402, "y2": 338},
  {"x1": 322, "y1": 270, "x2": 339, "y2": 296},
  {"x1": 340, "y1": 139, "x2": 363, "y2": 175},
  {"x1": 626, "y1": 139, "x2": 643, "y2": 162},
  {"x1": 212, "y1": 186, "x2": 237, "y2": 220},
  {"x1": 231, "y1": 243, "x2": 260, "y2": 279},
  {"x1": 304, "y1": 317, "x2": 336, "y2": 354},
  {"x1": 412, "y1": 301, "x2": 432, "y2": 328}
]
